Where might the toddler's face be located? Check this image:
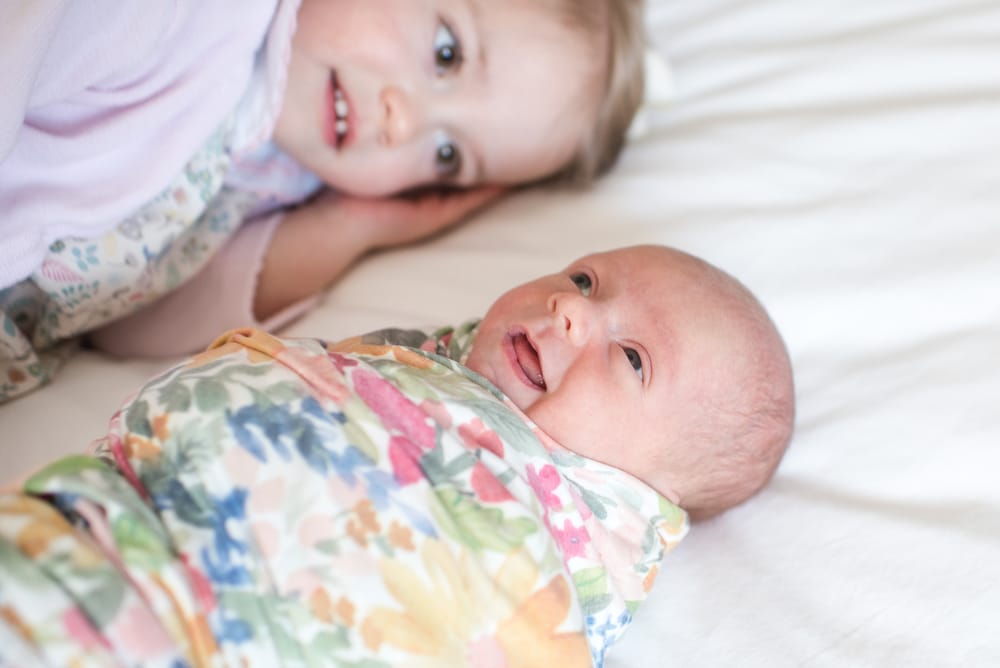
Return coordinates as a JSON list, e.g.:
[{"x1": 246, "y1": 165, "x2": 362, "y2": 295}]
[
  {"x1": 275, "y1": 0, "x2": 601, "y2": 196},
  {"x1": 466, "y1": 247, "x2": 740, "y2": 502}
]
